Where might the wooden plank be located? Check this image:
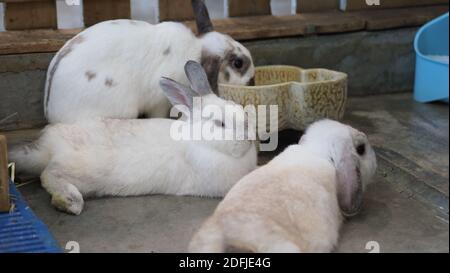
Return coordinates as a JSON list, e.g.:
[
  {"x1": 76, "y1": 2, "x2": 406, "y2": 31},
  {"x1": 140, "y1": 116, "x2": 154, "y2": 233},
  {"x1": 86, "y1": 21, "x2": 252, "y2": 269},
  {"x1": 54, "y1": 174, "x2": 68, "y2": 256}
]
[
  {"x1": 296, "y1": 11, "x2": 364, "y2": 34},
  {"x1": 0, "y1": 135, "x2": 10, "y2": 213},
  {"x1": 158, "y1": 0, "x2": 194, "y2": 21},
  {"x1": 1, "y1": 0, "x2": 50, "y2": 2},
  {"x1": 297, "y1": 0, "x2": 339, "y2": 13},
  {"x1": 228, "y1": 0, "x2": 271, "y2": 17},
  {"x1": 341, "y1": 0, "x2": 448, "y2": 11},
  {"x1": 0, "y1": 29, "x2": 79, "y2": 55},
  {"x1": 356, "y1": 5, "x2": 449, "y2": 30},
  {"x1": 0, "y1": 5, "x2": 448, "y2": 54},
  {"x1": 83, "y1": 0, "x2": 131, "y2": 27},
  {"x1": 188, "y1": 11, "x2": 364, "y2": 39},
  {"x1": 3, "y1": 0, "x2": 57, "y2": 30}
]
